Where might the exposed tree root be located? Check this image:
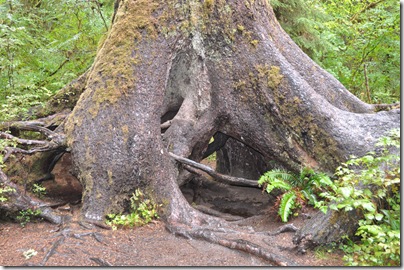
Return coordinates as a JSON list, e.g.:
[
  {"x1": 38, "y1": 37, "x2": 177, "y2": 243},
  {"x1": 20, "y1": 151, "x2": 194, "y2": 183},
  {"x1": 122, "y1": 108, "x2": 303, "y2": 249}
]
[
  {"x1": 264, "y1": 224, "x2": 298, "y2": 236},
  {"x1": 168, "y1": 224, "x2": 298, "y2": 266},
  {"x1": 373, "y1": 102, "x2": 400, "y2": 112},
  {"x1": 0, "y1": 114, "x2": 68, "y2": 225},
  {"x1": 169, "y1": 152, "x2": 259, "y2": 188},
  {"x1": 39, "y1": 233, "x2": 66, "y2": 266},
  {"x1": 202, "y1": 132, "x2": 229, "y2": 159},
  {"x1": 0, "y1": 170, "x2": 63, "y2": 224},
  {"x1": 19, "y1": 213, "x2": 110, "y2": 266},
  {"x1": 1, "y1": 115, "x2": 67, "y2": 162}
]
